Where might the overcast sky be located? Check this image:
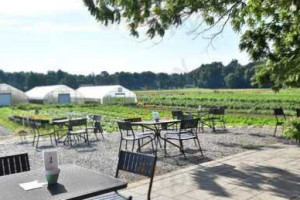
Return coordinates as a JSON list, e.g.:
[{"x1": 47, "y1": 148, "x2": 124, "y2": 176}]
[{"x1": 0, "y1": 0, "x2": 250, "y2": 75}]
